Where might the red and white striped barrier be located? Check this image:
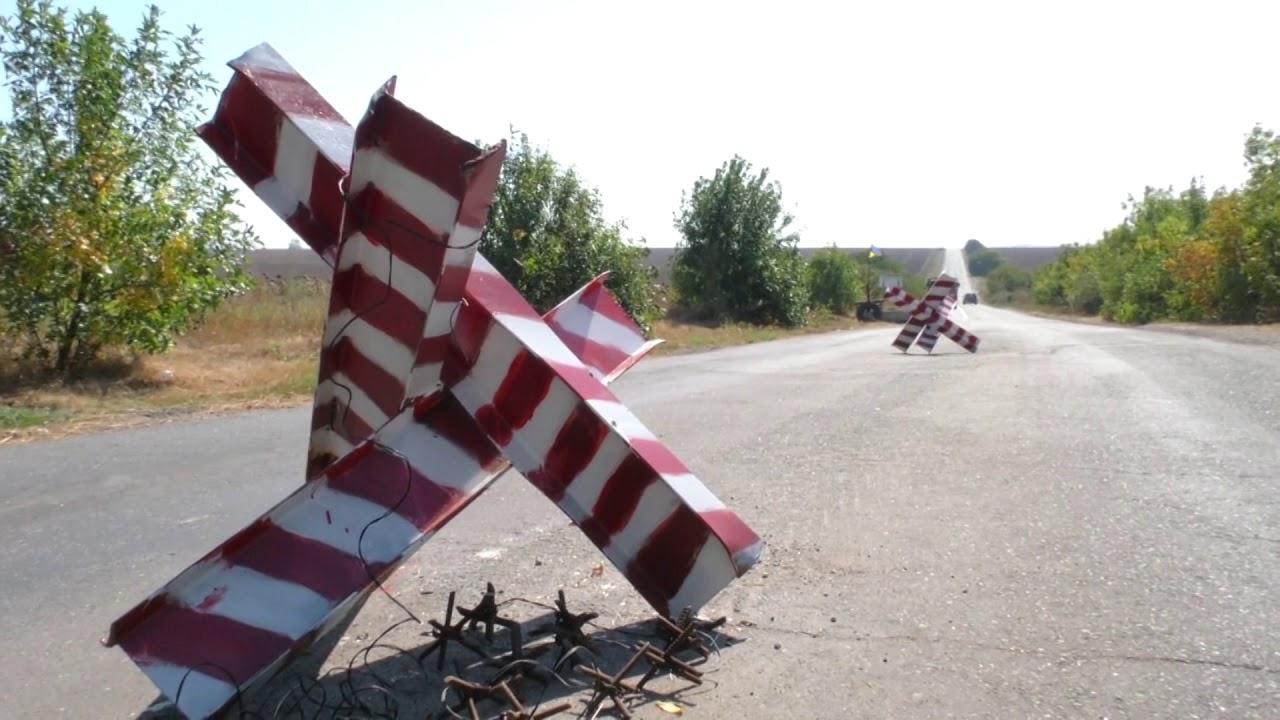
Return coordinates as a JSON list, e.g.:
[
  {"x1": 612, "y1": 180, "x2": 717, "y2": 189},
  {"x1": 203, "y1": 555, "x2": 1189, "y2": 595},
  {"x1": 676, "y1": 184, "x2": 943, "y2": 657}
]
[
  {"x1": 106, "y1": 43, "x2": 761, "y2": 720},
  {"x1": 884, "y1": 275, "x2": 980, "y2": 353},
  {"x1": 543, "y1": 271, "x2": 663, "y2": 382}
]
